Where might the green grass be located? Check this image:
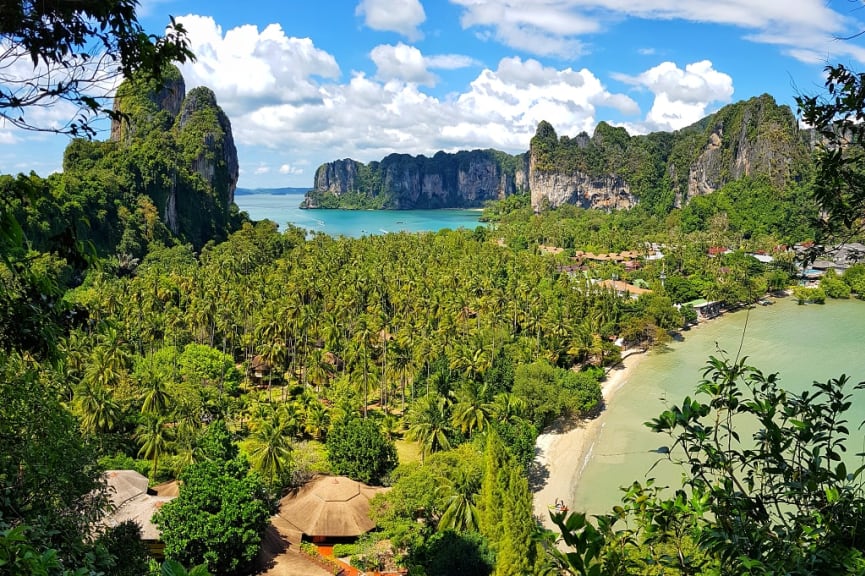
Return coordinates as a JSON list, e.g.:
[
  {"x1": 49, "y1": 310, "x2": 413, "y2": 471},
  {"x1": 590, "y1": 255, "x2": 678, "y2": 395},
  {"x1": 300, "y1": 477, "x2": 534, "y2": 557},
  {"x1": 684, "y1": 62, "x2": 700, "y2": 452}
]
[{"x1": 395, "y1": 439, "x2": 422, "y2": 464}]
